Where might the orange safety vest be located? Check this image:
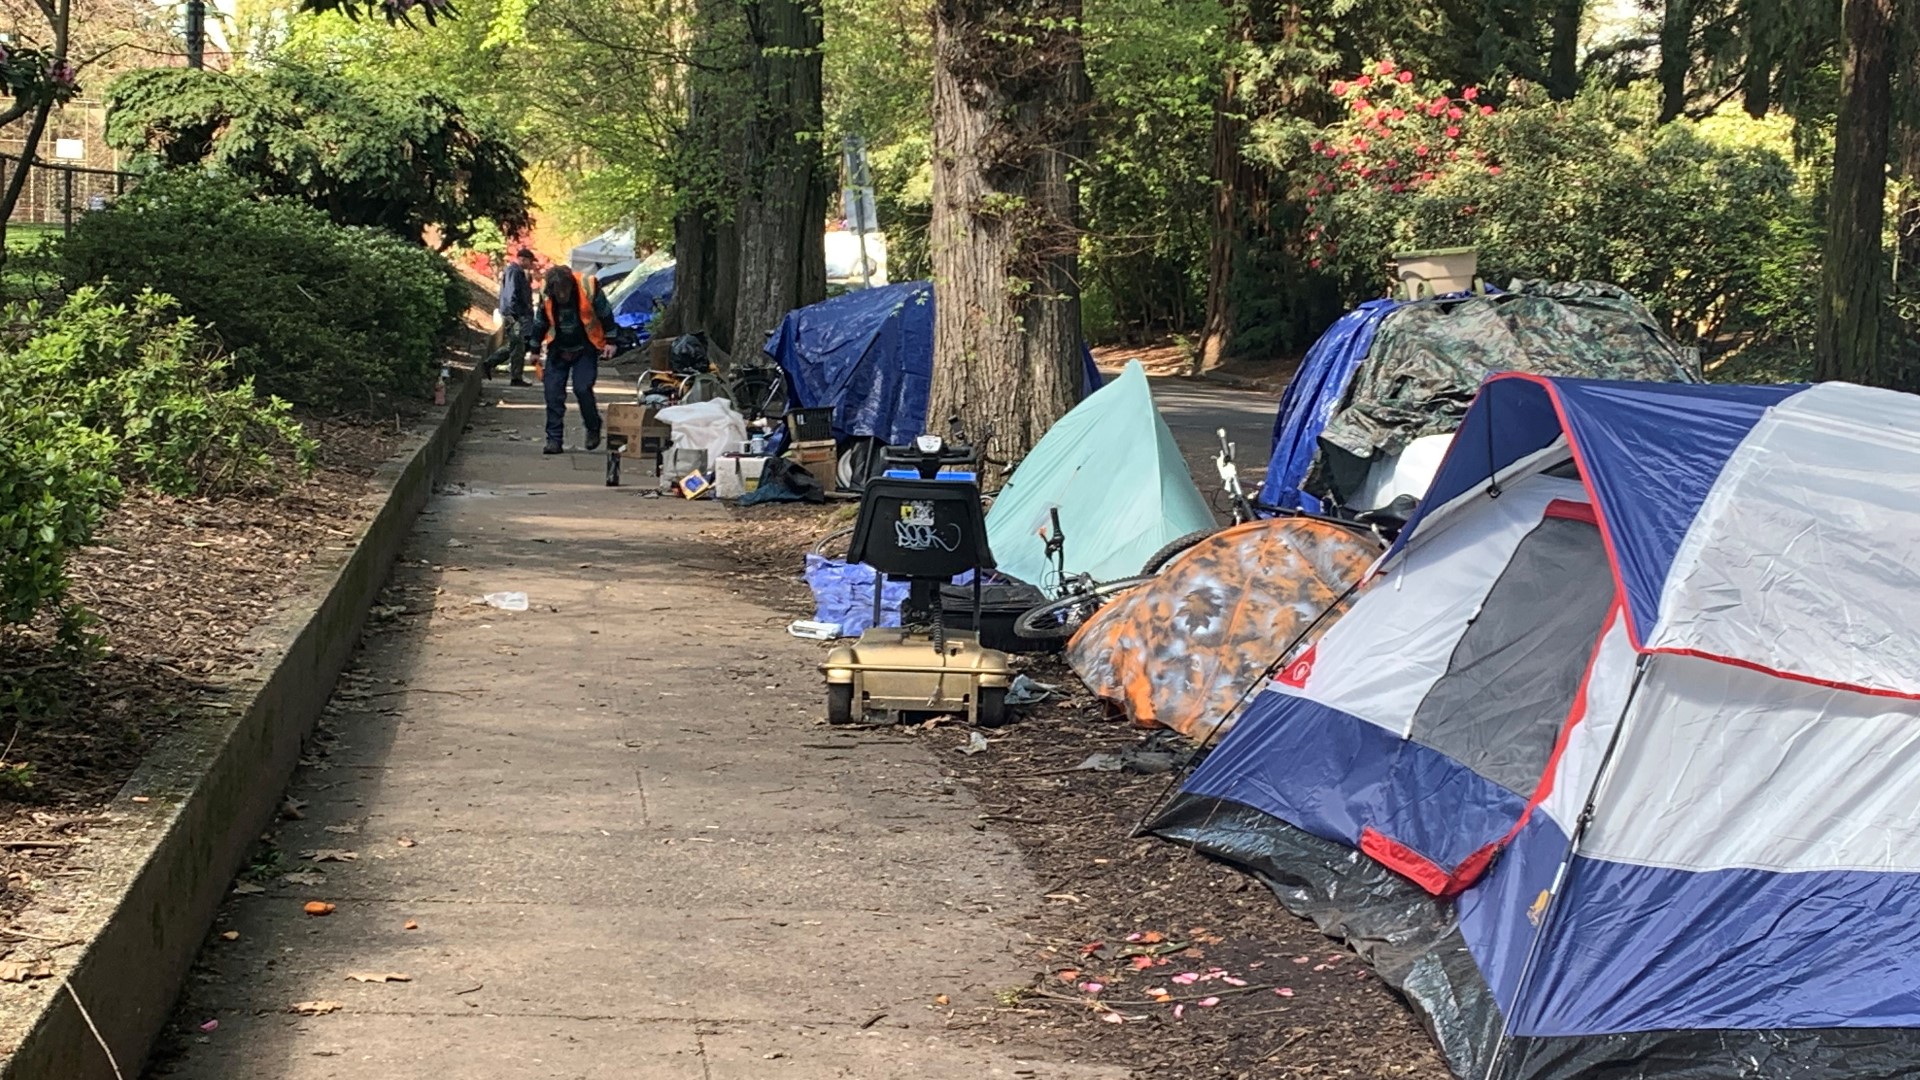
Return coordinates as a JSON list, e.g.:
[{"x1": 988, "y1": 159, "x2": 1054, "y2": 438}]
[{"x1": 541, "y1": 271, "x2": 608, "y2": 350}]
